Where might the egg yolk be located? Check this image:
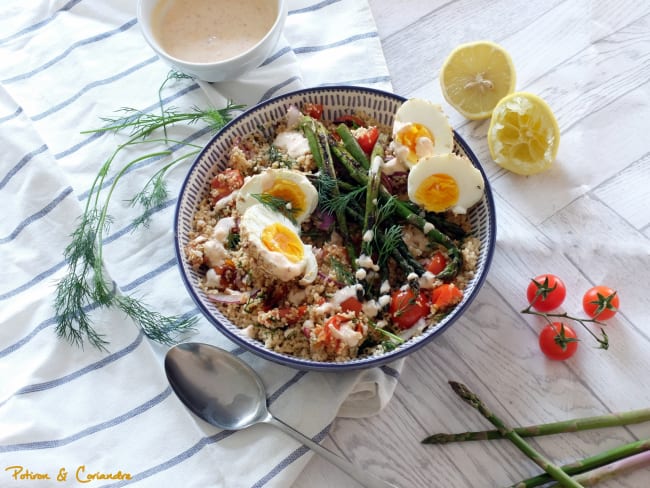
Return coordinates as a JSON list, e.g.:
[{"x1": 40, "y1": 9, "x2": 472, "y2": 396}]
[
  {"x1": 261, "y1": 223, "x2": 304, "y2": 263},
  {"x1": 396, "y1": 123, "x2": 435, "y2": 163},
  {"x1": 414, "y1": 173, "x2": 459, "y2": 212},
  {"x1": 266, "y1": 180, "x2": 305, "y2": 215}
]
